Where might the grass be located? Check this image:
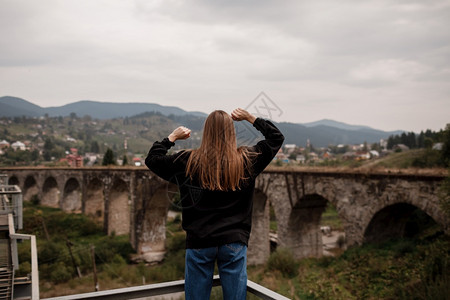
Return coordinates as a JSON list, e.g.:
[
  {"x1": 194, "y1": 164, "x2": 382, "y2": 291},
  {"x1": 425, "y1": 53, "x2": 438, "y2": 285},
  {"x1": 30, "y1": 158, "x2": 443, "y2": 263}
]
[
  {"x1": 371, "y1": 149, "x2": 430, "y2": 169},
  {"x1": 248, "y1": 231, "x2": 450, "y2": 300}
]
